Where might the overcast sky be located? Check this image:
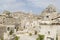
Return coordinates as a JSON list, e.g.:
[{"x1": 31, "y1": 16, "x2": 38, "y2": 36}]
[{"x1": 0, "y1": 0, "x2": 60, "y2": 14}]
